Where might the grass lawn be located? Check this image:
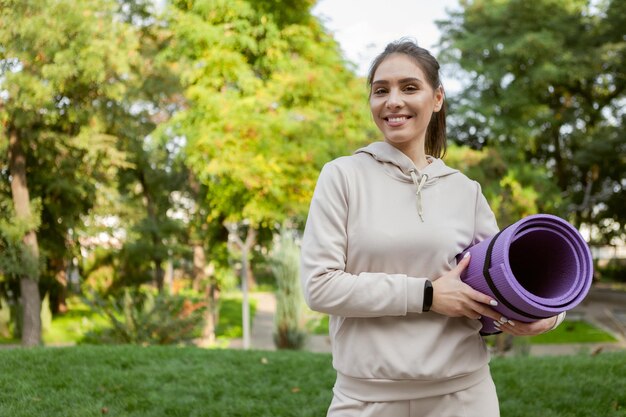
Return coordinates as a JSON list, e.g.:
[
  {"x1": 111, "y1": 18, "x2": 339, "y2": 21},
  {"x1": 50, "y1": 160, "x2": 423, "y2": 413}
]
[
  {"x1": 526, "y1": 319, "x2": 618, "y2": 344},
  {"x1": 0, "y1": 346, "x2": 624, "y2": 417}
]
